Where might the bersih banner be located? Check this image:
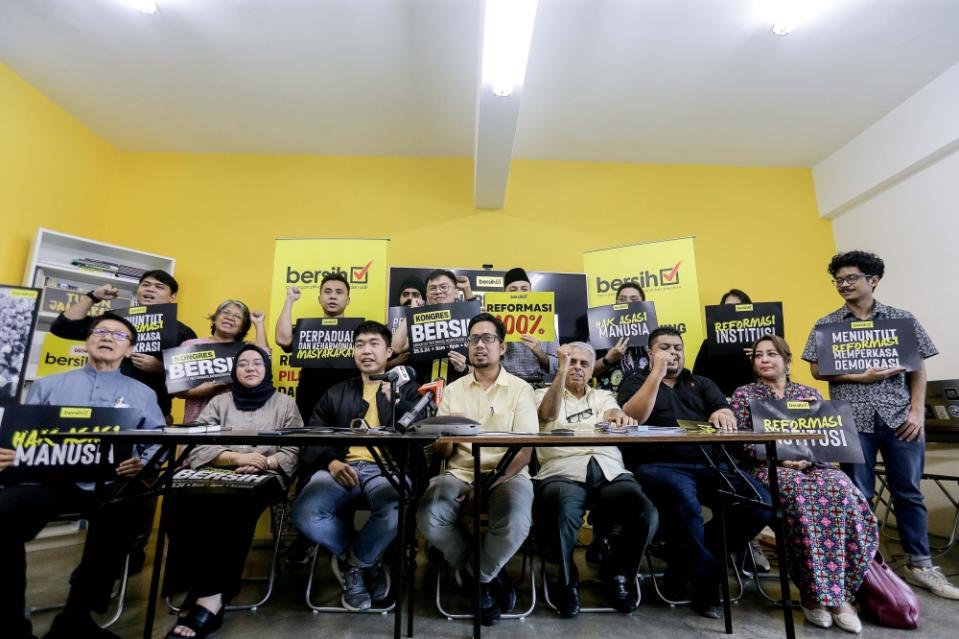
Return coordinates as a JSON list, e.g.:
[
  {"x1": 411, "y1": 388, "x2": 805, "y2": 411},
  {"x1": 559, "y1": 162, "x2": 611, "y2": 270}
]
[
  {"x1": 0, "y1": 285, "x2": 40, "y2": 405},
  {"x1": 705, "y1": 302, "x2": 784, "y2": 356},
  {"x1": 583, "y1": 237, "x2": 704, "y2": 360},
  {"x1": 290, "y1": 317, "x2": 364, "y2": 368},
  {"x1": 483, "y1": 291, "x2": 557, "y2": 342},
  {"x1": 269, "y1": 238, "x2": 389, "y2": 398},
  {"x1": 814, "y1": 318, "x2": 921, "y2": 375},
  {"x1": 0, "y1": 405, "x2": 140, "y2": 483},
  {"x1": 587, "y1": 301, "x2": 658, "y2": 349},
  {"x1": 750, "y1": 398, "x2": 863, "y2": 464},
  {"x1": 405, "y1": 300, "x2": 481, "y2": 362},
  {"x1": 163, "y1": 342, "x2": 243, "y2": 394}
]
